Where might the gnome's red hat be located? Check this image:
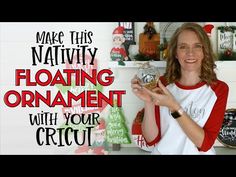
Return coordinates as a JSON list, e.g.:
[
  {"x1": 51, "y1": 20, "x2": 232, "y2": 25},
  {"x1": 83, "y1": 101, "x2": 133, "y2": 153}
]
[
  {"x1": 113, "y1": 26, "x2": 125, "y2": 35},
  {"x1": 203, "y1": 24, "x2": 214, "y2": 37}
]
